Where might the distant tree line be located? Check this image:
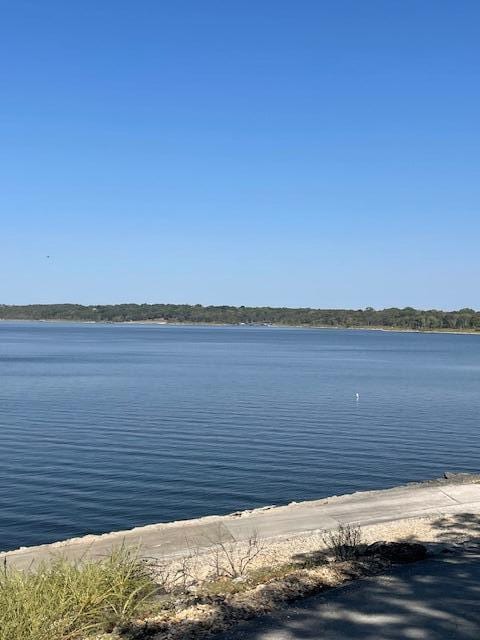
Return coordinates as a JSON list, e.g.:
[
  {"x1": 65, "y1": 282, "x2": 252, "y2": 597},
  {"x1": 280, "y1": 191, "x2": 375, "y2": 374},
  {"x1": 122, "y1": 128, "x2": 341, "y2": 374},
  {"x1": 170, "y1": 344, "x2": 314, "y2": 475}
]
[{"x1": 0, "y1": 304, "x2": 479, "y2": 331}]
